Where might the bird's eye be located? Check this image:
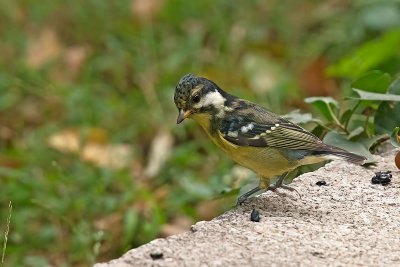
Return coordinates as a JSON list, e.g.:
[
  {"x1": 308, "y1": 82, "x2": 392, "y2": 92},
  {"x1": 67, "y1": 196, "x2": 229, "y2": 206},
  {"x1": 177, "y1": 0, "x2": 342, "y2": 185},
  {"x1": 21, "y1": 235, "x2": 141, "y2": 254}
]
[{"x1": 192, "y1": 94, "x2": 200, "y2": 103}]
